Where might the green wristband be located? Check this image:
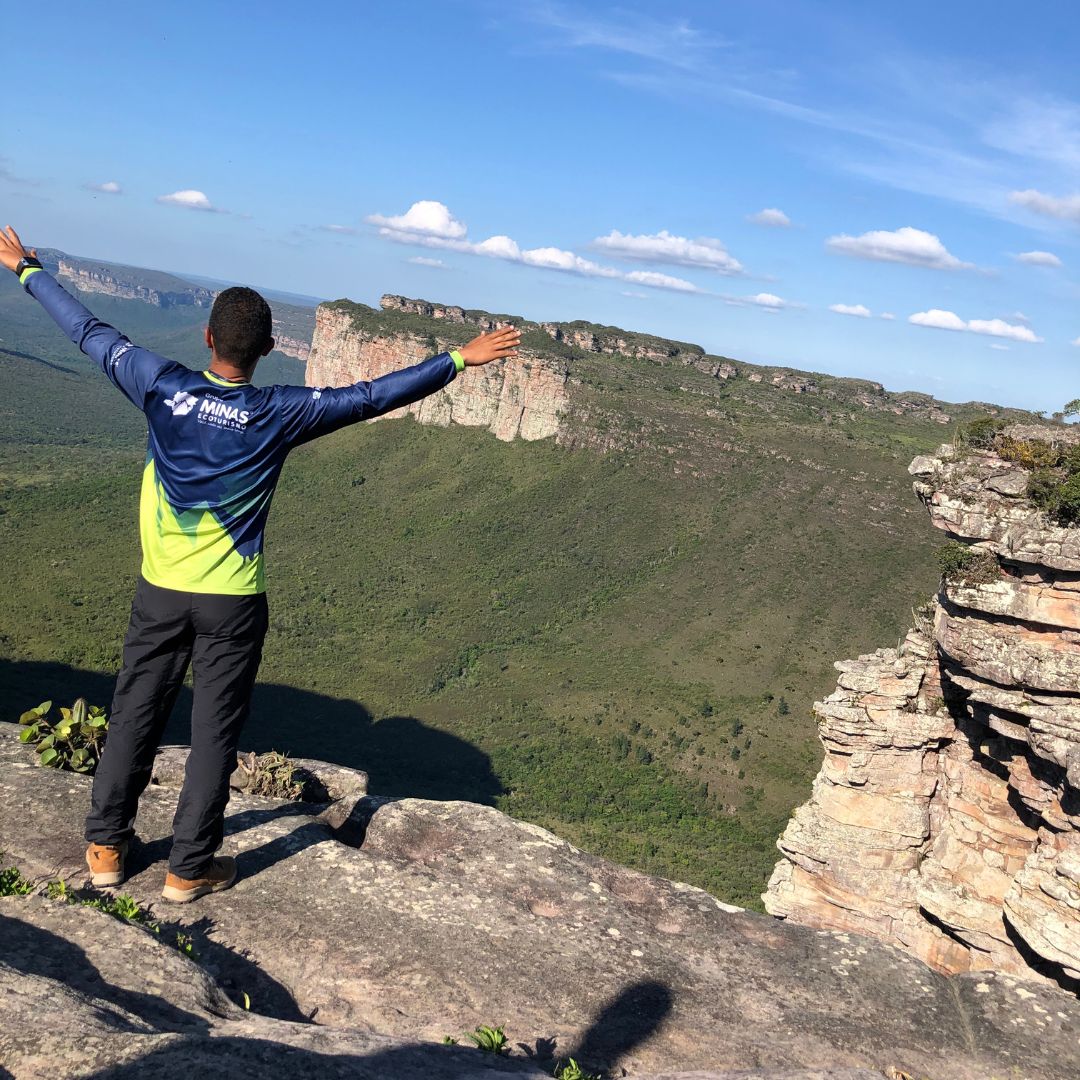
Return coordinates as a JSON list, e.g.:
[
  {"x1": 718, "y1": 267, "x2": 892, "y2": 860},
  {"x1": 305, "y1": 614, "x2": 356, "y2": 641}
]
[
  {"x1": 19, "y1": 266, "x2": 43, "y2": 287},
  {"x1": 450, "y1": 349, "x2": 466, "y2": 374}
]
